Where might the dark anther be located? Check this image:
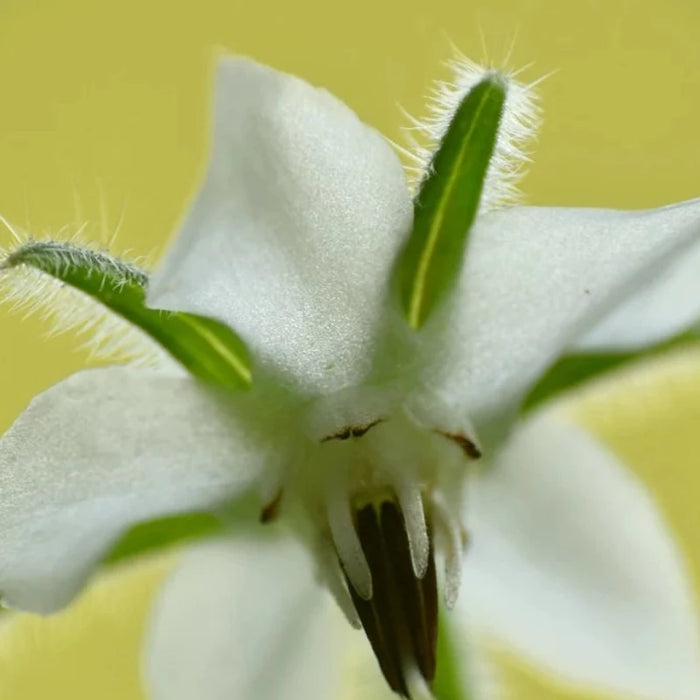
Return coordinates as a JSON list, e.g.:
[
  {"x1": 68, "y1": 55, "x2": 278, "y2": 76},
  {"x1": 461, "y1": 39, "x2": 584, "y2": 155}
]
[
  {"x1": 435, "y1": 430, "x2": 482, "y2": 459},
  {"x1": 321, "y1": 427, "x2": 352, "y2": 442},
  {"x1": 321, "y1": 419, "x2": 385, "y2": 443},
  {"x1": 259, "y1": 490, "x2": 283, "y2": 523},
  {"x1": 343, "y1": 499, "x2": 438, "y2": 697},
  {"x1": 350, "y1": 419, "x2": 384, "y2": 438}
]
